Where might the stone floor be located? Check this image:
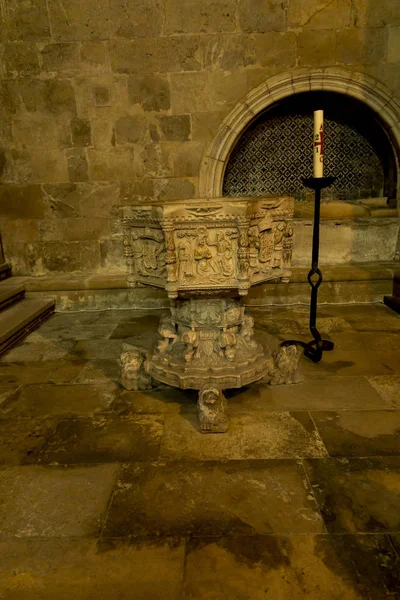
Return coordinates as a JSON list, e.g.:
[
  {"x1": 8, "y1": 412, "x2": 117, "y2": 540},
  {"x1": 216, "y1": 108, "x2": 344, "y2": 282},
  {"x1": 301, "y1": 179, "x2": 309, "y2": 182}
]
[{"x1": 0, "y1": 303, "x2": 400, "y2": 599}]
